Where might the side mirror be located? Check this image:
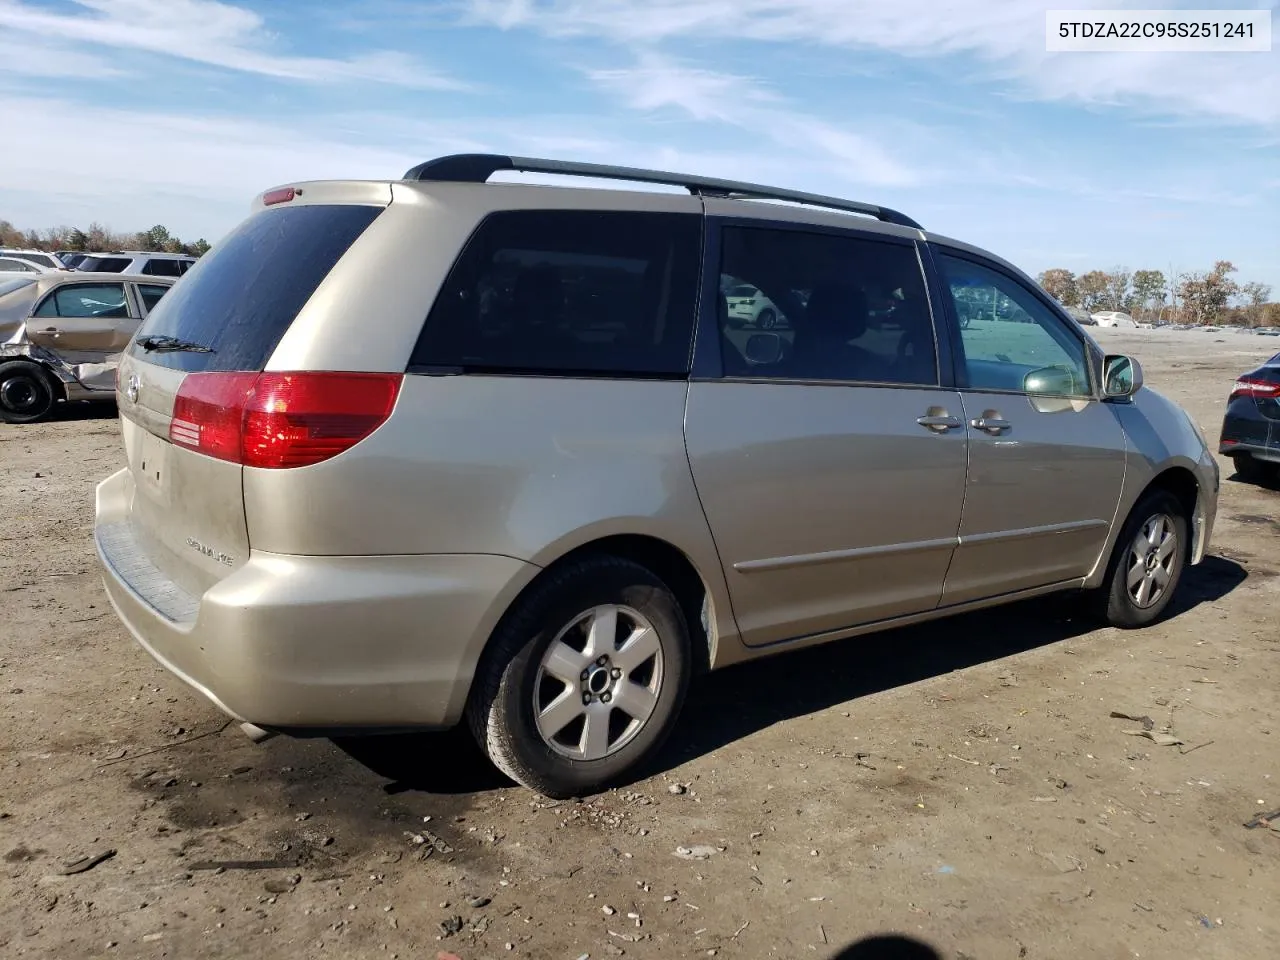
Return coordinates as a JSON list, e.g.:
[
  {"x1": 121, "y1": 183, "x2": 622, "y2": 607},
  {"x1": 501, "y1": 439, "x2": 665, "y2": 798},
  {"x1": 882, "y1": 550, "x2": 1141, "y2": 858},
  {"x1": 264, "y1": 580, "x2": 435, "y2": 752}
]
[
  {"x1": 743, "y1": 332, "x2": 783, "y2": 366},
  {"x1": 1023, "y1": 364, "x2": 1080, "y2": 397},
  {"x1": 1103, "y1": 354, "x2": 1143, "y2": 399}
]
